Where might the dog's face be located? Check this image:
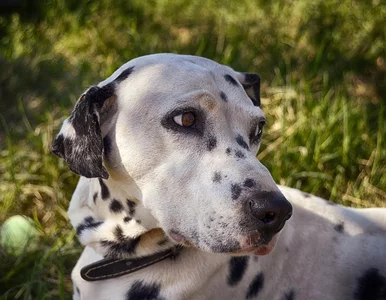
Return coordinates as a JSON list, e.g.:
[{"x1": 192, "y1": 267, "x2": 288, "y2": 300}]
[{"x1": 52, "y1": 54, "x2": 292, "y2": 255}]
